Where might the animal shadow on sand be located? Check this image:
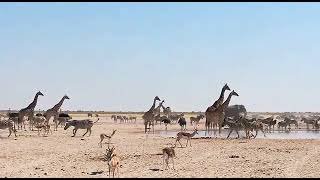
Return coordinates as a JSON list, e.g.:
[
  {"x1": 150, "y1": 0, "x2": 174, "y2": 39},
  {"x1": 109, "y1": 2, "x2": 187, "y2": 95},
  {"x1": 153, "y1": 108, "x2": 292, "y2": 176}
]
[
  {"x1": 88, "y1": 171, "x2": 104, "y2": 175},
  {"x1": 149, "y1": 168, "x2": 163, "y2": 172}
]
